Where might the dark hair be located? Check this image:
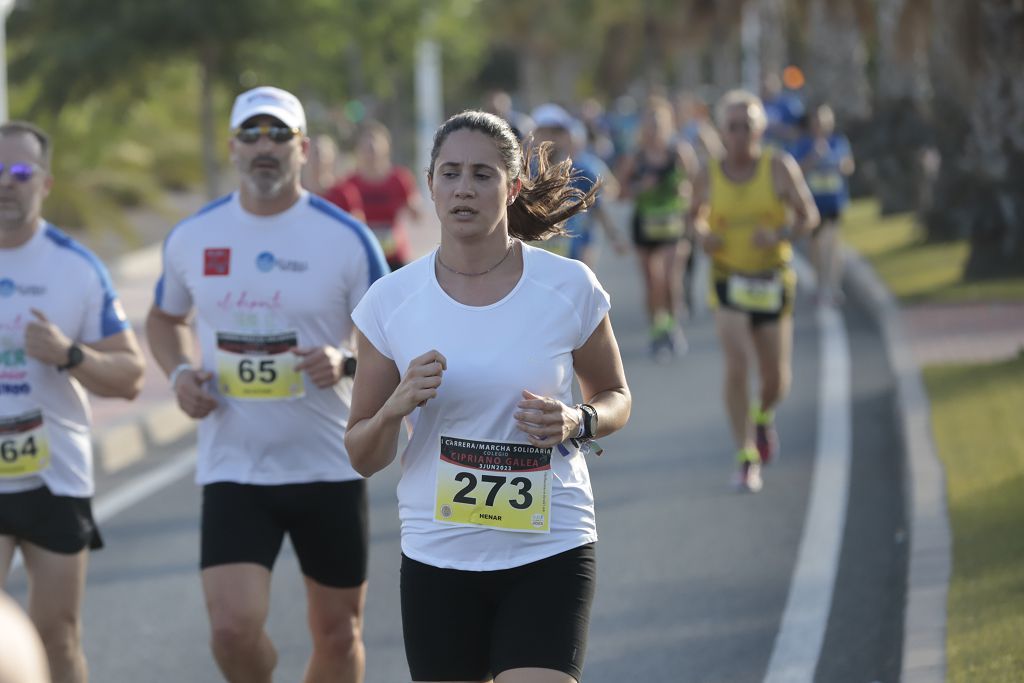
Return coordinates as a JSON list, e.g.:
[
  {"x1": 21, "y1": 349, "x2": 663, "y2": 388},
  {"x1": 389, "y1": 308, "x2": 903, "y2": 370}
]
[
  {"x1": 427, "y1": 110, "x2": 599, "y2": 242},
  {"x1": 0, "y1": 121, "x2": 52, "y2": 168}
]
